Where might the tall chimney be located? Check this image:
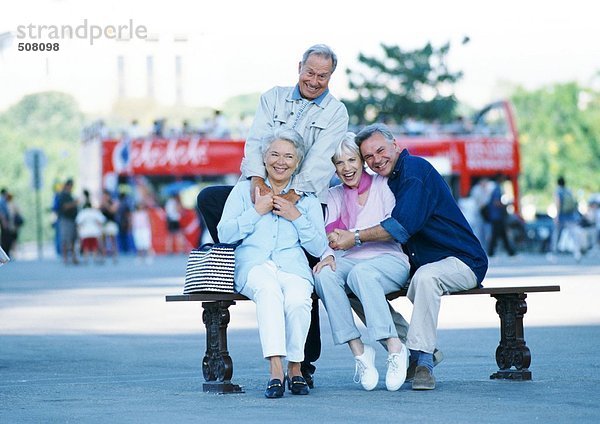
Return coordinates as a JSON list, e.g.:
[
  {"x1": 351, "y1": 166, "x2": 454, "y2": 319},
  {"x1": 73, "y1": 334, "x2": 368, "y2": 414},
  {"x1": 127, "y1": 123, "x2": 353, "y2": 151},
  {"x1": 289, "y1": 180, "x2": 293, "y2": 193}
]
[
  {"x1": 146, "y1": 55, "x2": 154, "y2": 99},
  {"x1": 117, "y1": 55, "x2": 125, "y2": 98},
  {"x1": 175, "y1": 55, "x2": 183, "y2": 105}
]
